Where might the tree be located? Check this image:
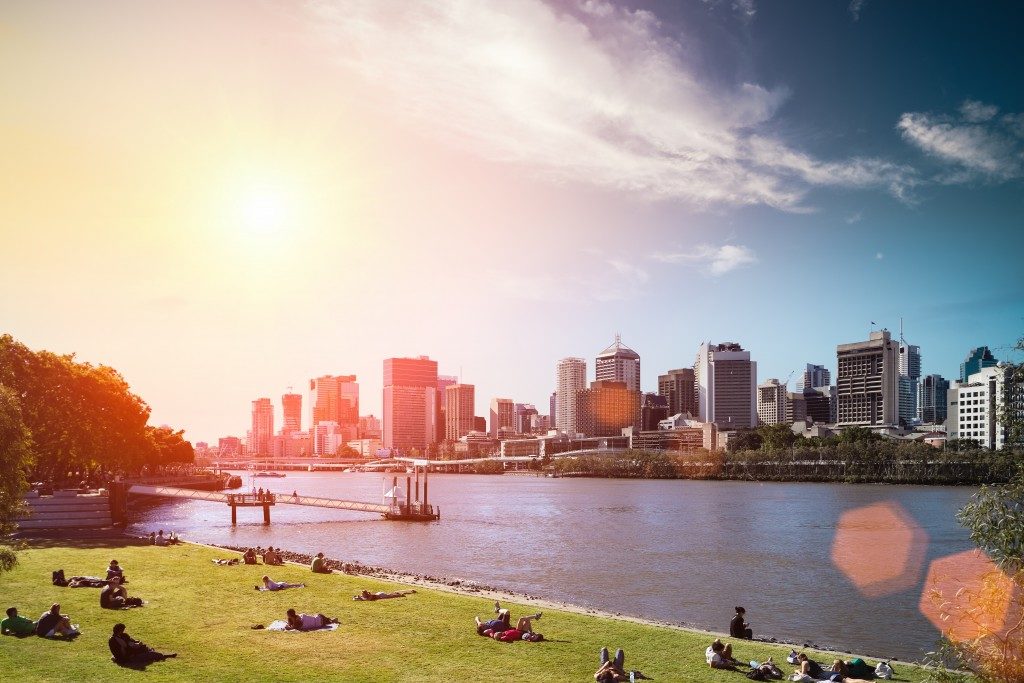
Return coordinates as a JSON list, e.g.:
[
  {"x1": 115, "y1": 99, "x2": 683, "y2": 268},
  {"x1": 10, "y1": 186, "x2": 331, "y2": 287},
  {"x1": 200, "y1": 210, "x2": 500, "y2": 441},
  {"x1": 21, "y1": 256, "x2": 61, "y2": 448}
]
[
  {"x1": 759, "y1": 423, "x2": 798, "y2": 452},
  {"x1": 0, "y1": 384, "x2": 34, "y2": 572}
]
